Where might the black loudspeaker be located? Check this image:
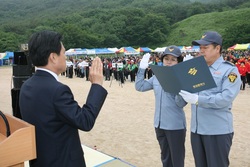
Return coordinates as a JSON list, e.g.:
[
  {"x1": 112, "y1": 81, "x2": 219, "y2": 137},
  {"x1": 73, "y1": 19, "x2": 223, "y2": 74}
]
[
  {"x1": 13, "y1": 52, "x2": 28, "y2": 65},
  {"x1": 13, "y1": 76, "x2": 30, "y2": 89},
  {"x1": 11, "y1": 88, "x2": 22, "y2": 119},
  {"x1": 12, "y1": 51, "x2": 34, "y2": 89},
  {"x1": 13, "y1": 64, "x2": 33, "y2": 76}
]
